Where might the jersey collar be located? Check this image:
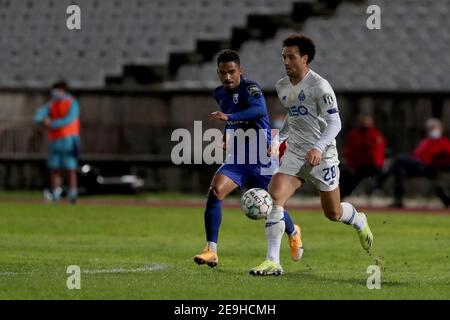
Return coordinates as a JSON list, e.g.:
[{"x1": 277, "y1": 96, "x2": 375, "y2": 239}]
[
  {"x1": 291, "y1": 69, "x2": 311, "y2": 87},
  {"x1": 225, "y1": 76, "x2": 246, "y2": 93}
]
